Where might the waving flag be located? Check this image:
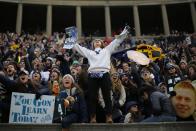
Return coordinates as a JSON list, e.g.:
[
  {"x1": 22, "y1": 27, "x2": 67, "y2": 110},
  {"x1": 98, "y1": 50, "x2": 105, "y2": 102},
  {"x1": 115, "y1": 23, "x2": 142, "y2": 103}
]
[{"x1": 127, "y1": 50, "x2": 150, "y2": 65}]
